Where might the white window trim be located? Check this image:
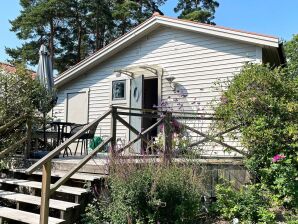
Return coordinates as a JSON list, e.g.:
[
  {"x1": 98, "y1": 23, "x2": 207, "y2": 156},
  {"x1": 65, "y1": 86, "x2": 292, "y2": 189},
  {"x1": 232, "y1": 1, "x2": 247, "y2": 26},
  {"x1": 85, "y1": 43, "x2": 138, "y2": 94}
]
[{"x1": 110, "y1": 77, "x2": 130, "y2": 105}]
